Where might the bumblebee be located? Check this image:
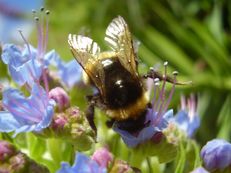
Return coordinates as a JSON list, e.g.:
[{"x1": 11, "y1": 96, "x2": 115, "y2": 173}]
[{"x1": 68, "y1": 16, "x2": 185, "y2": 132}]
